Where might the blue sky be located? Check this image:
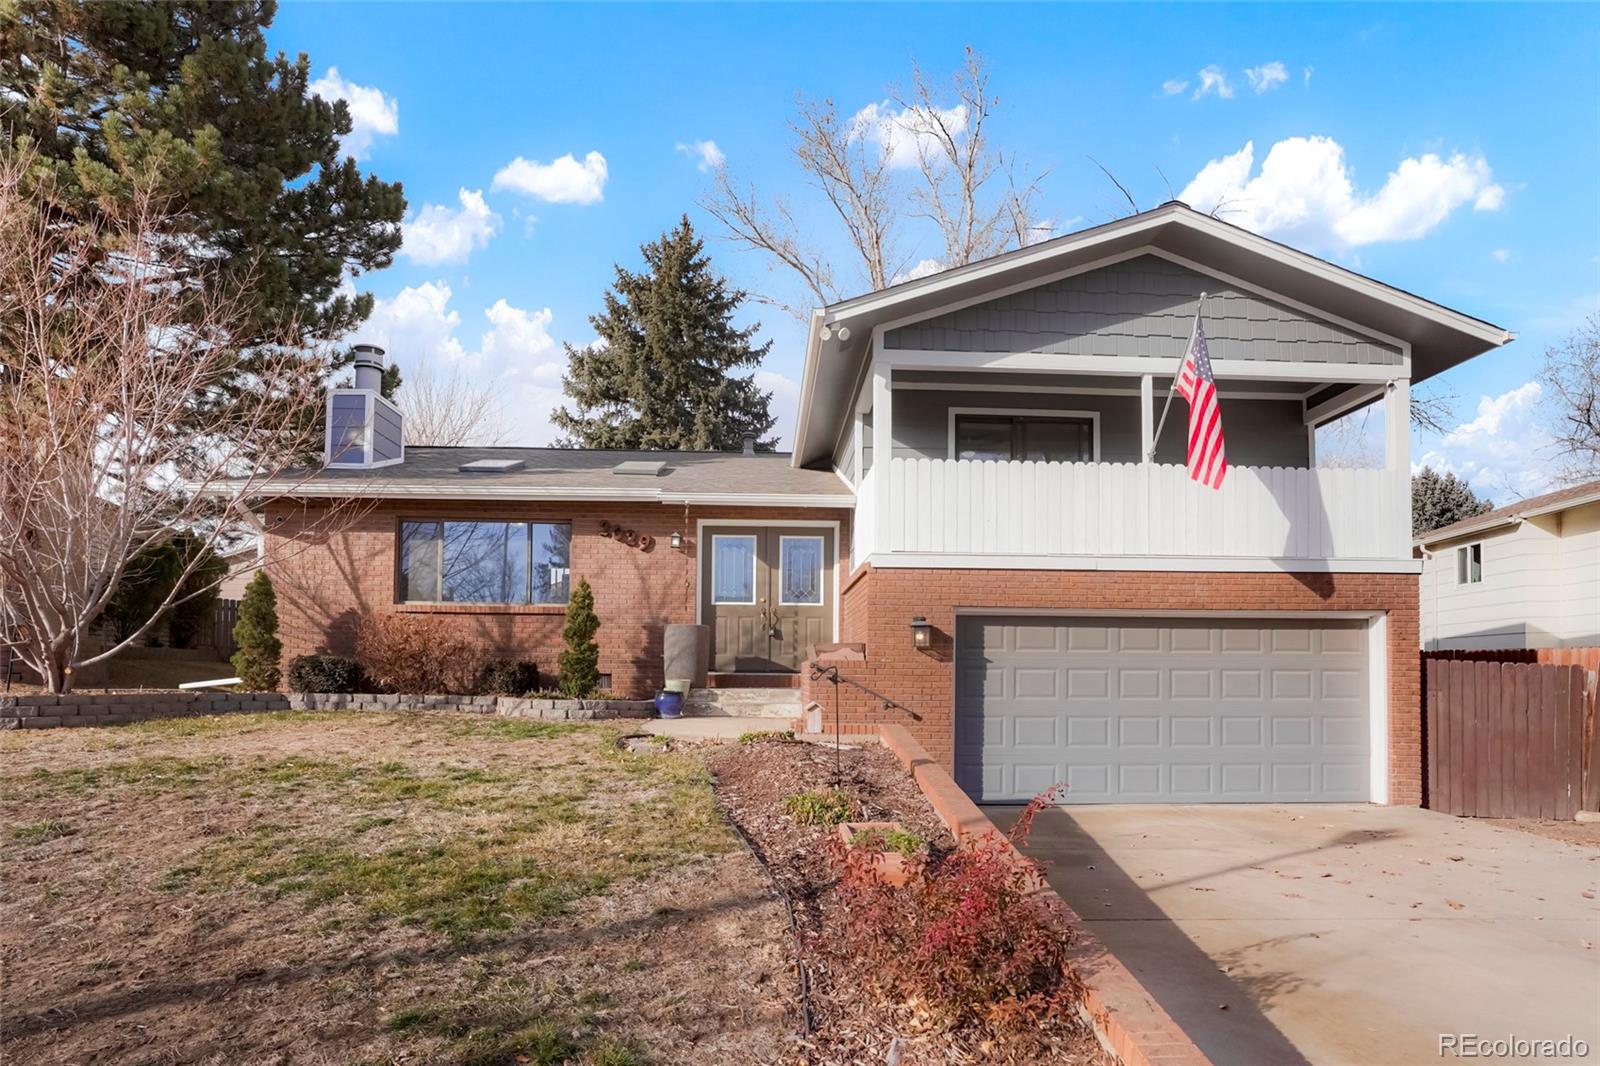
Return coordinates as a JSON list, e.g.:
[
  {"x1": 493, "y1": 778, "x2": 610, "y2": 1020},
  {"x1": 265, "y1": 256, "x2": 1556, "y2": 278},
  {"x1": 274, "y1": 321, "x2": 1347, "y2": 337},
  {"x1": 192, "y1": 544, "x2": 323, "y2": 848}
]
[{"x1": 268, "y1": 2, "x2": 1599, "y2": 500}]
